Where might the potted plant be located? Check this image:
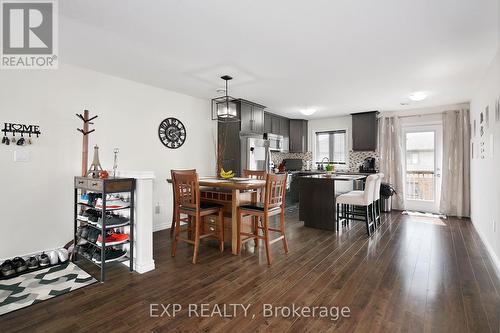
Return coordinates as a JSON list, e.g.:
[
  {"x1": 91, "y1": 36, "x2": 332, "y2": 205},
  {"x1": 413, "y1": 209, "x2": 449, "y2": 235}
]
[{"x1": 325, "y1": 163, "x2": 334, "y2": 174}]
